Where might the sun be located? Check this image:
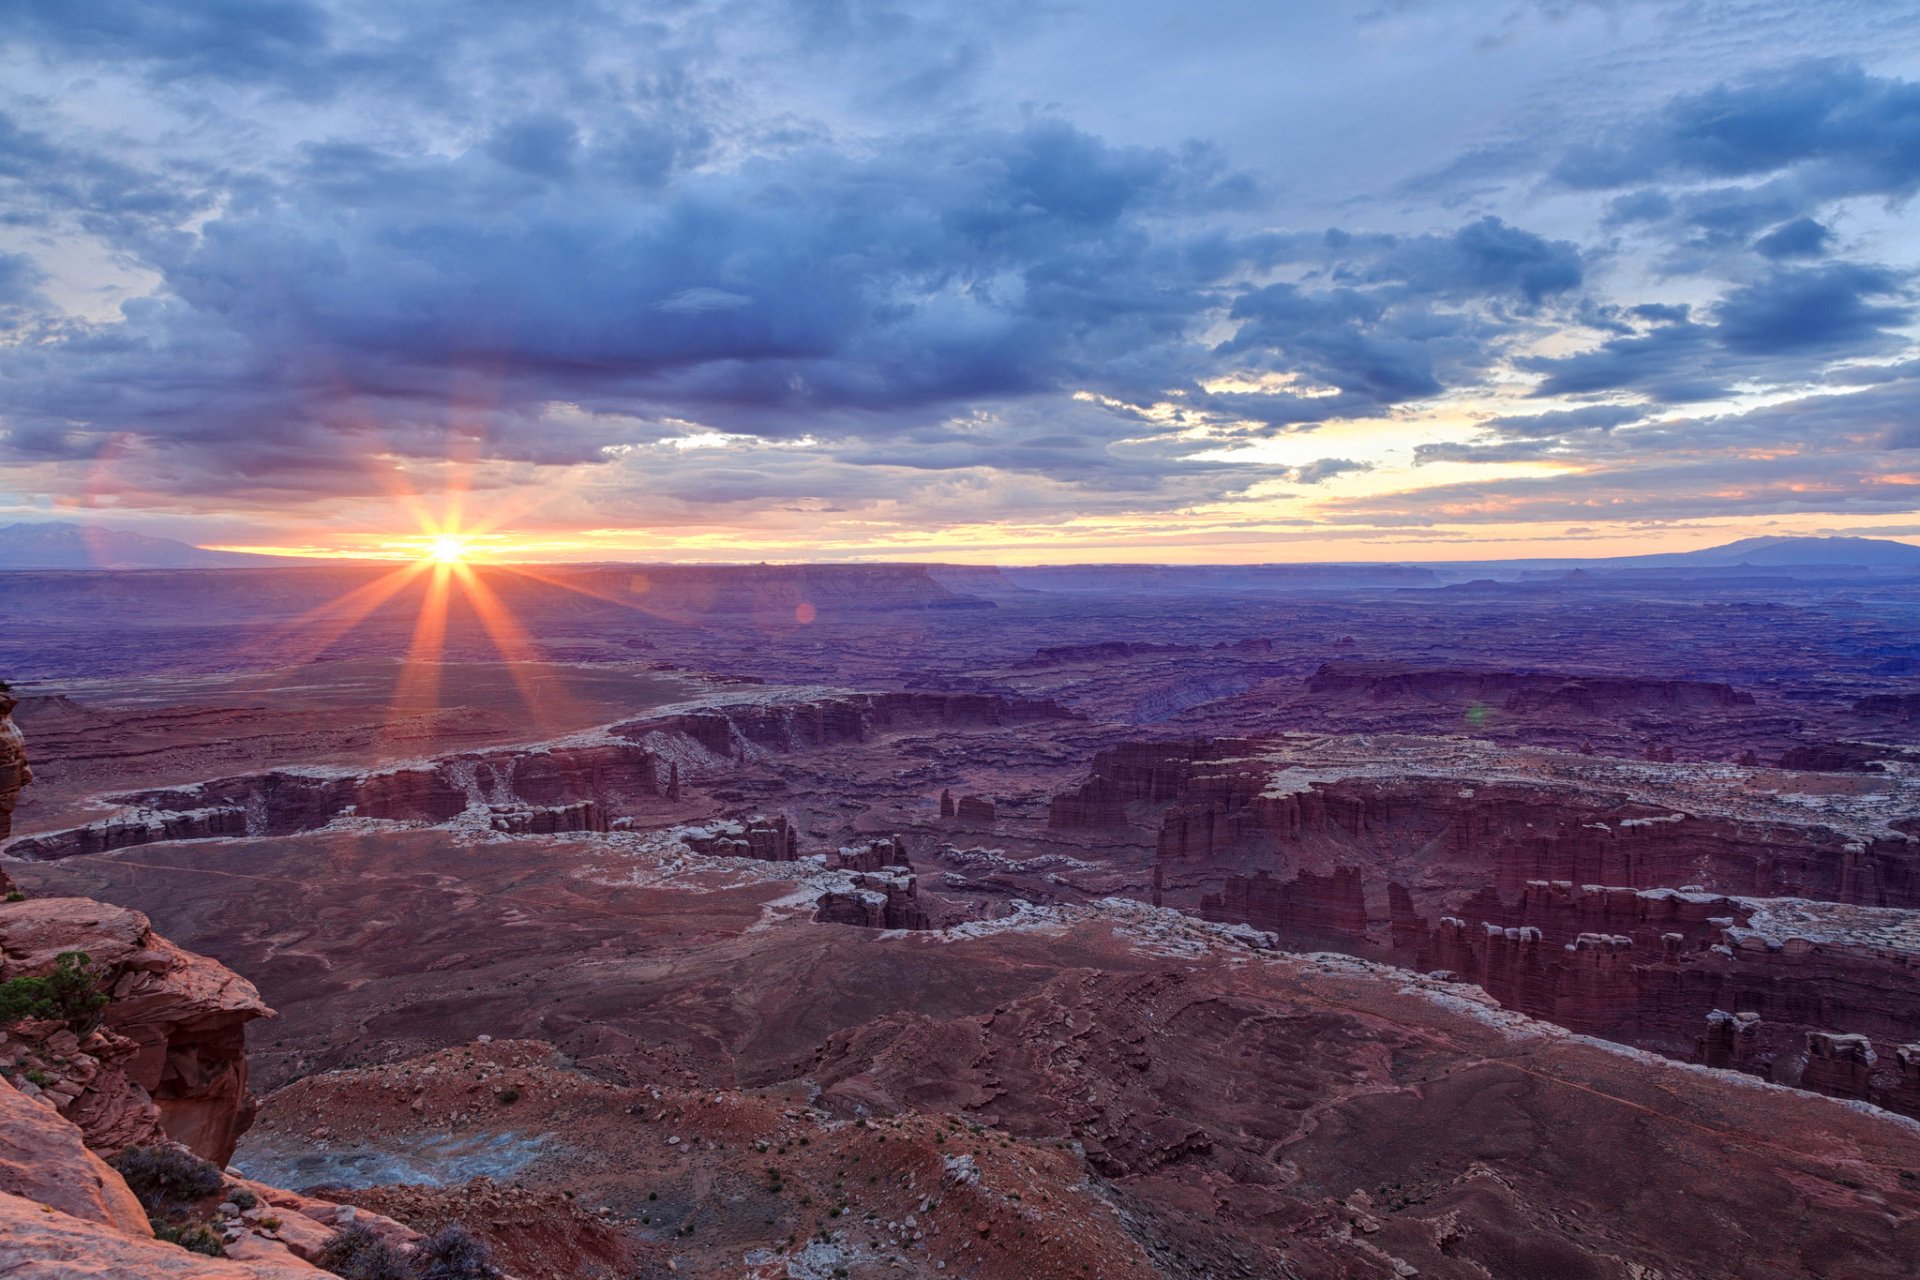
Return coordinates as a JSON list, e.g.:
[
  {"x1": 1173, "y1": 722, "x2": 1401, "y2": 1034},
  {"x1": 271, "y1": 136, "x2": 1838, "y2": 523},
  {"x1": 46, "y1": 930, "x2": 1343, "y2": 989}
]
[{"x1": 427, "y1": 534, "x2": 470, "y2": 564}]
